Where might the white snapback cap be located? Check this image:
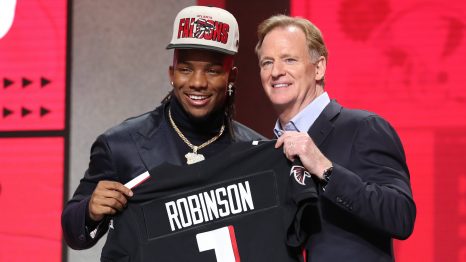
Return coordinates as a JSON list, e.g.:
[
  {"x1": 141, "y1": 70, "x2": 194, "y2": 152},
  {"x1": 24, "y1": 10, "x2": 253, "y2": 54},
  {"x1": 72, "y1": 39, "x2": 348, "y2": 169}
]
[{"x1": 166, "y1": 6, "x2": 239, "y2": 55}]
